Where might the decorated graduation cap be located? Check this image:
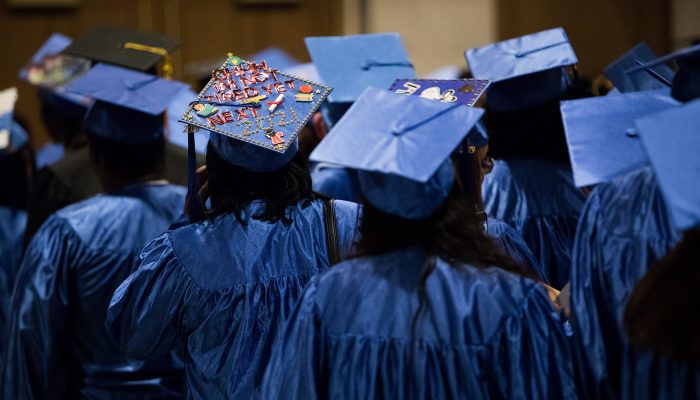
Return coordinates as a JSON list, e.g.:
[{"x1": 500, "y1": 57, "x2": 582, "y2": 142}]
[
  {"x1": 636, "y1": 98, "x2": 700, "y2": 230},
  {"x1": 305, "y1": 33, "x2": 415, "y2": 127},
  {"x1": 389, "y1": 78, "x2": 490, "y2": 148},
  {"x1": 604, "y1": 42, "x2": 674, "y2": 93},
  {"x1": 310, "y1": 87, "x2": 485, "y2": 219},
  {"x1": 626, "y1": 43, "x2": 700, "y2": 102},
  {"x1": 62, "y1": 26, "x2": 180, "y2": 77},
  {"x1": 465, "y1": 27, "x2": 577, "y2": 112},
  {"x1": 66, "y1": 63, "x2": 188, "y2": 144},
  {"x1": 560, "y1": 89, "x2": 679, "y2": 188},
  {"x1": 19, "y1": 33, "x2": 92, "y2": 118},
  {"x1": 0, "y1": 87, "x2": 28, "y2": 156},
  {"x1": 180, "y1": 53, "x2": 331, "y2": 172},
  {"x1": 166, "y1": 88, "x2": 209, "y2": 154}
]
